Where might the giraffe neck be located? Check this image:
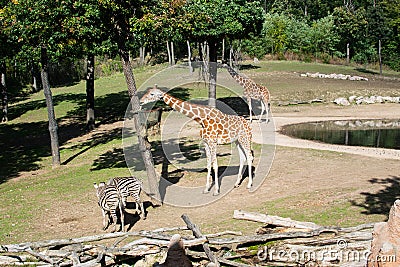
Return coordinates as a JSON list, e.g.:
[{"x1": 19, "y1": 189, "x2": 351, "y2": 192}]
[
  {"x1": 162, "y1": 93, "x2": 205, "y2": 123},
  {"x1": 225, "y1": 65, "x2": 249, "y2": 87}
]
